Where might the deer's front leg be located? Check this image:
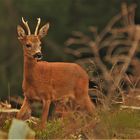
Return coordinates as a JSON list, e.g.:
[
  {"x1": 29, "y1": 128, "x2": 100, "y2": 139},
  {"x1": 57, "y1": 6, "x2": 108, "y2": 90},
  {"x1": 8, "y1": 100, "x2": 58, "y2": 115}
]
[
  {"x1": 41, "y1": 100, "x2": 51, "y2": 128},
  {"x1": 17, "y1": 96, "x2": 31, "y2": 120}
]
